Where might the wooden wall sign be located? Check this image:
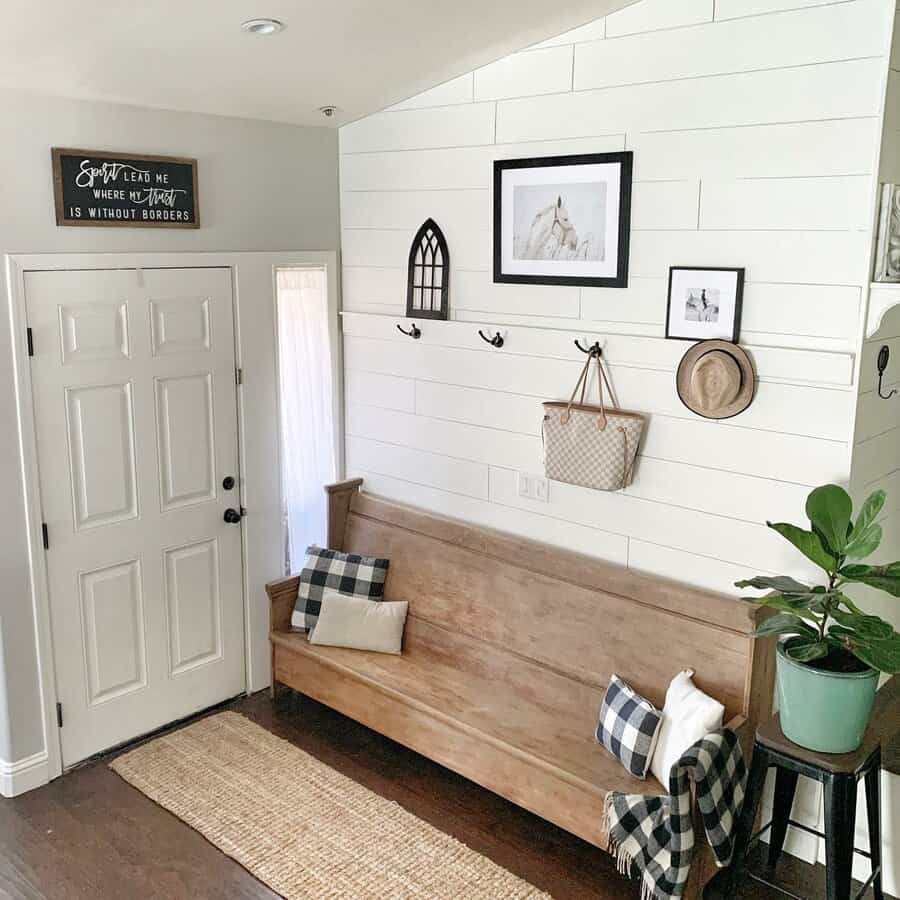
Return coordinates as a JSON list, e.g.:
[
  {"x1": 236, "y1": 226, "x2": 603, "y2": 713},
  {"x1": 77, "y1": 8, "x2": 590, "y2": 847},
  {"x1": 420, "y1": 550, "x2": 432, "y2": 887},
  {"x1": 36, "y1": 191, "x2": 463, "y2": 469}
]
[{"x1": 51, "y1": 148, "x2": 199, "y2": 228}]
